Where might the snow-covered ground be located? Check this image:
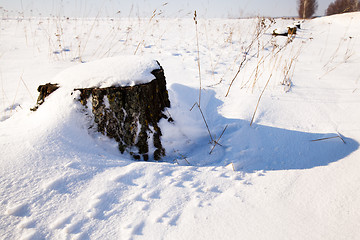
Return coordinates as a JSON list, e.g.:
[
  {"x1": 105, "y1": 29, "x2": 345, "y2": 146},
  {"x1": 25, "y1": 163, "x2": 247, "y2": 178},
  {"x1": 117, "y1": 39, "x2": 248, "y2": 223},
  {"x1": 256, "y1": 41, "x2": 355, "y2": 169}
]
[{"x1": 1, "y1": 12, "x2": 360, "y2": 239}]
